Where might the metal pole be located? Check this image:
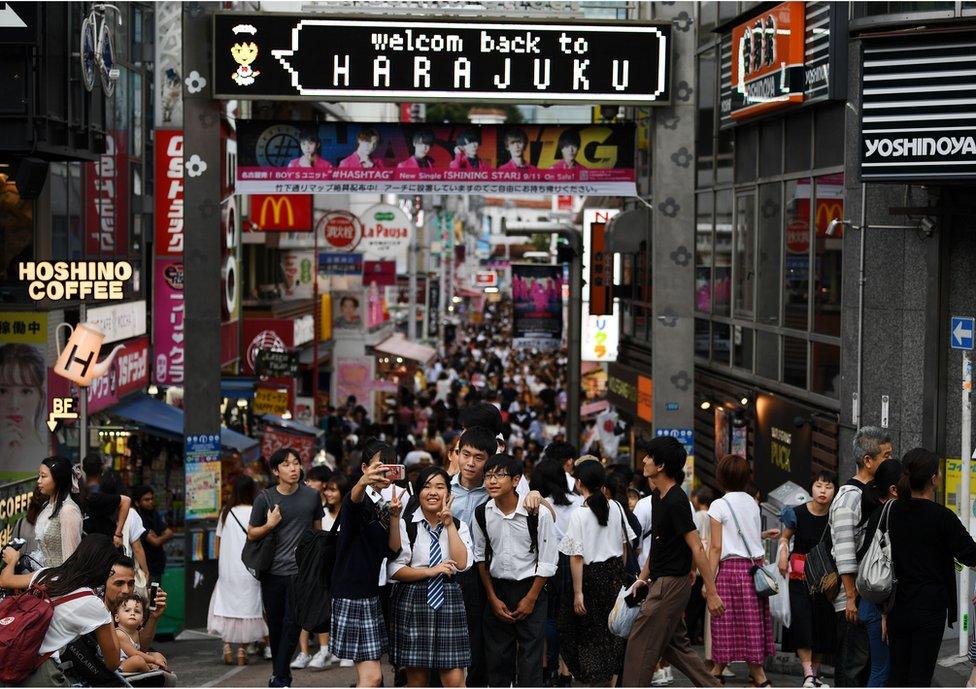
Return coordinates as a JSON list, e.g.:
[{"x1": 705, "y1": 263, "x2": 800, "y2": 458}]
[
  {"x1": 79, "y1": 304, "x2": 87, "y2": 461},
  {"x1": 961, "y1": 349, "x2": 972, "y2": 657},
  {"x1": 567, "y1": 236, "x2": 582, "y2": 446},
  {"x1": 438, "y1": 212, "x2": 447, "y2": 347},
  {"x1": 408, "y1": 233, "x2": 418, "y2": 341},
  {"x1": 312, "y1": 218, "x2": 319, "y2": 427}
]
